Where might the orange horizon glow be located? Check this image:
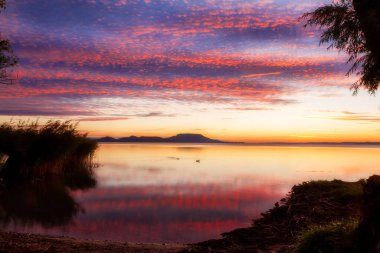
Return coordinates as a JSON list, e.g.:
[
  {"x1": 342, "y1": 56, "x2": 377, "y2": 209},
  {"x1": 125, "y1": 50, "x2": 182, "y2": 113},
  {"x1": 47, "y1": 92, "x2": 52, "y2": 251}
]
[{"x1": 83, "y1": 128, "x2": 380, "y2": 143}]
